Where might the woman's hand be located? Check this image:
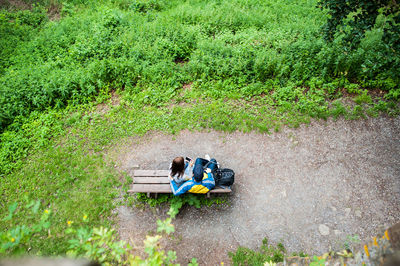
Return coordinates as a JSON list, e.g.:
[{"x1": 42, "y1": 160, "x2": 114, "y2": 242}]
[
  {"x1": 205, "y1": 168, "x2": 211, "y2": 173},
  {"x1": 189, "y1": 160, "x2": 194, "y2": 167}
]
